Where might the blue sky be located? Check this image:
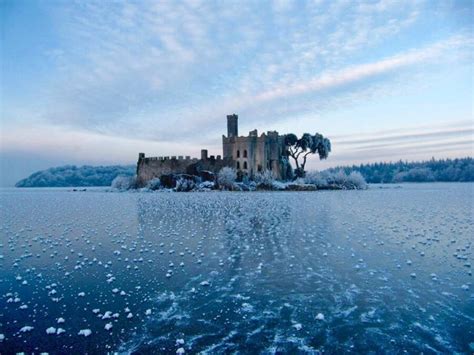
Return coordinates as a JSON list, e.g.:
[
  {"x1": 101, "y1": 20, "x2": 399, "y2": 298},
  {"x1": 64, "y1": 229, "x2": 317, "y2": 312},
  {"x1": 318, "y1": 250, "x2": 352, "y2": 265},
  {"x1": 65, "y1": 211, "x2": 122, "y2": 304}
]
[{"x1": 1, "y1": 0, "x2": 473, "y2": 186}]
